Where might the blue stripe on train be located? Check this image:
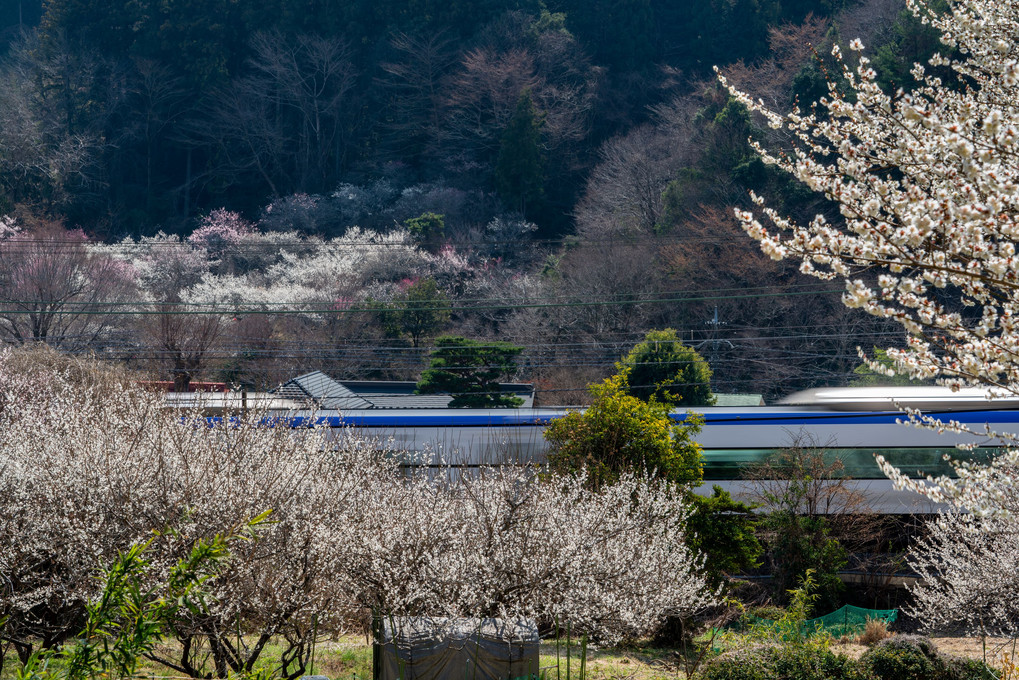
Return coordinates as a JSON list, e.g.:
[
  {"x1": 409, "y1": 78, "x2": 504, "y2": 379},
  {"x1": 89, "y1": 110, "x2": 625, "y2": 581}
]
[{"x1": 272, "y1": 409, "x2": 1019, "y2": 429}]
